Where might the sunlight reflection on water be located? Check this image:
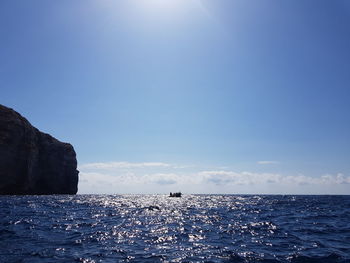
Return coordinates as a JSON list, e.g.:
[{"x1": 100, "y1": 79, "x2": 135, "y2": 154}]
[{"x1": 1, "y1": 195, "x2": 350, "y2": 262}]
